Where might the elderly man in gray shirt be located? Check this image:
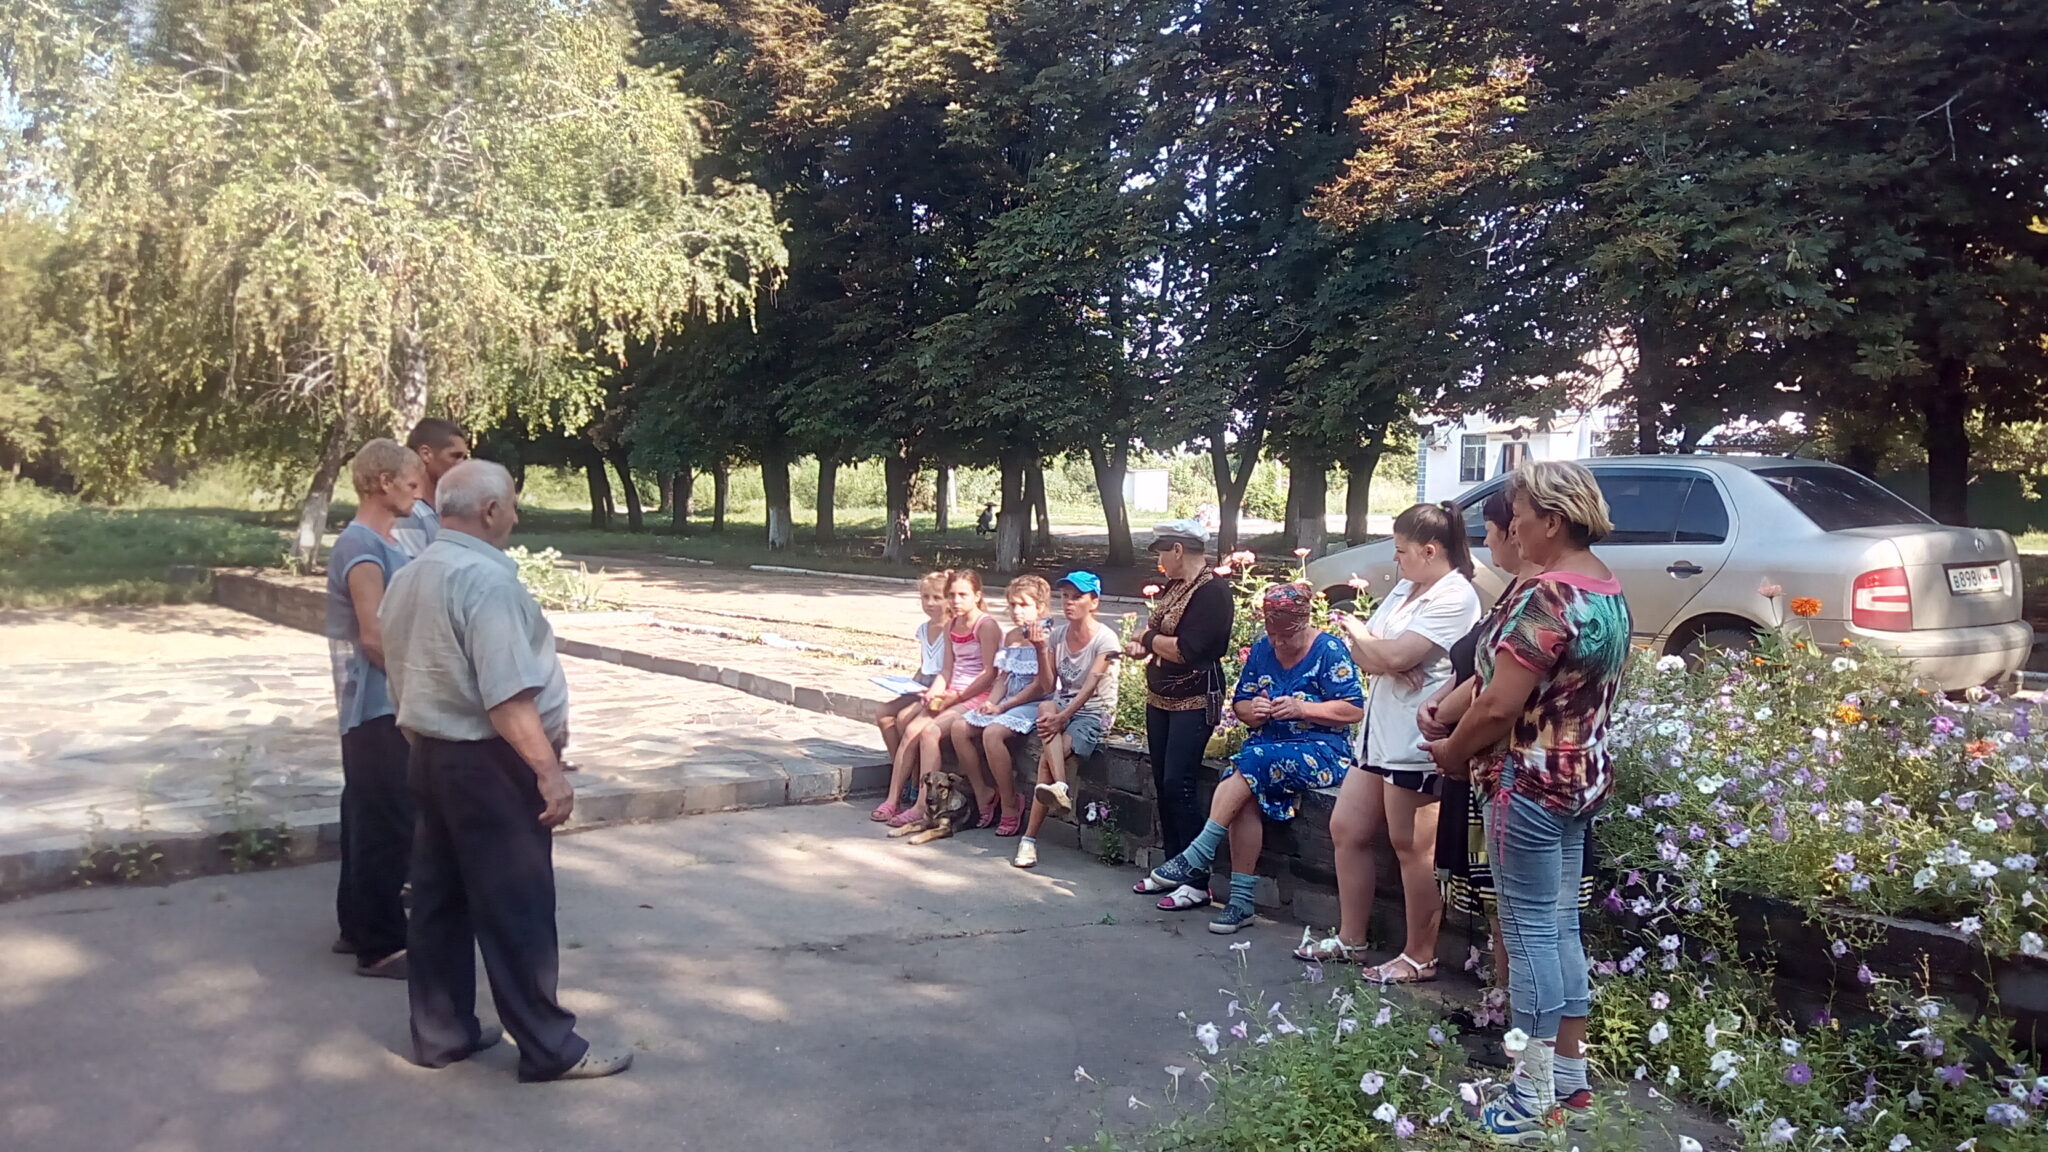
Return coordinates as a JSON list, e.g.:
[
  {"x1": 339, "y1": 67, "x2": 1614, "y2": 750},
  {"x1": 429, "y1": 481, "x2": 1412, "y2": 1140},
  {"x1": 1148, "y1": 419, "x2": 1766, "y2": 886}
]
[{"x1": 380, "y1": 459, "x2": 630, "y2": 1083}]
